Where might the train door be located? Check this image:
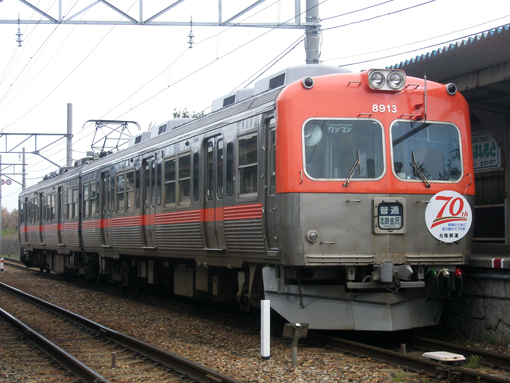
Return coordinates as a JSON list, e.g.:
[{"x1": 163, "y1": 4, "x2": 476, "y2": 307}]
[
  {"x1": 19, "y1": 197, "x2": 30, "y2": 245},
  {"x1": 57, "y1": 186, "x2": 63, "y2": 245},
  {"x1": 21, "y1": 197, "x2": 29, "y2": 245},
  {"x1": 265, "y1": 119, "x2": 279, "y2": 250},
  {"x1": 38, "y1": 192, "x2": 44, "y2": 244},
  {"x1": 142, "y1": 158, "x2": 157, "y2": 248},
  {"x1": 204, "y1": 136, "x2": 226, "y2": 249},
  {"x1": 100, "y1": 171, "x2": 111, "y2": 247}
]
